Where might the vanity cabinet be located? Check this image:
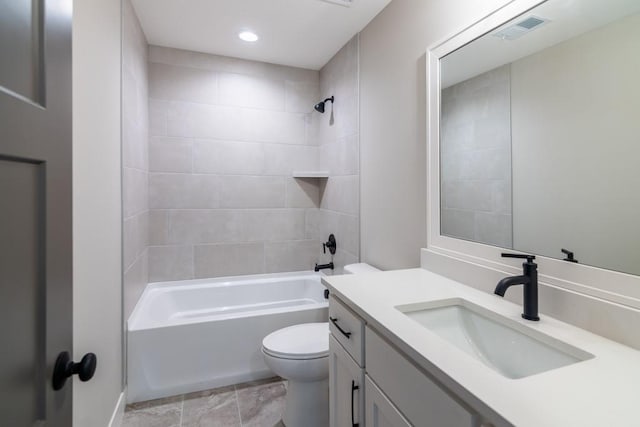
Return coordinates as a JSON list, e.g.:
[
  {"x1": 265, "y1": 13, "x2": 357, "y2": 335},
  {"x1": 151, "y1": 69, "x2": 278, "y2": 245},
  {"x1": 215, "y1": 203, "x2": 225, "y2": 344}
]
[
  {"x1": 329, "y1": 297, "x2": 365, "y2": 427},
  {"x1": 329, "y1": 295, "x2": 488, "y2": 427}
]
